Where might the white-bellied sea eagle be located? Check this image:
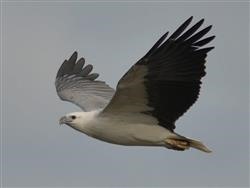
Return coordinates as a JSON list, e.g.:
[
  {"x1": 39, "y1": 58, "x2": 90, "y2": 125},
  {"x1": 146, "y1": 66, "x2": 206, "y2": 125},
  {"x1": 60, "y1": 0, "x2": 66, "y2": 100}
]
[{"x1": 56, "y1": 17, "x2": 215, "y2": 153}]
